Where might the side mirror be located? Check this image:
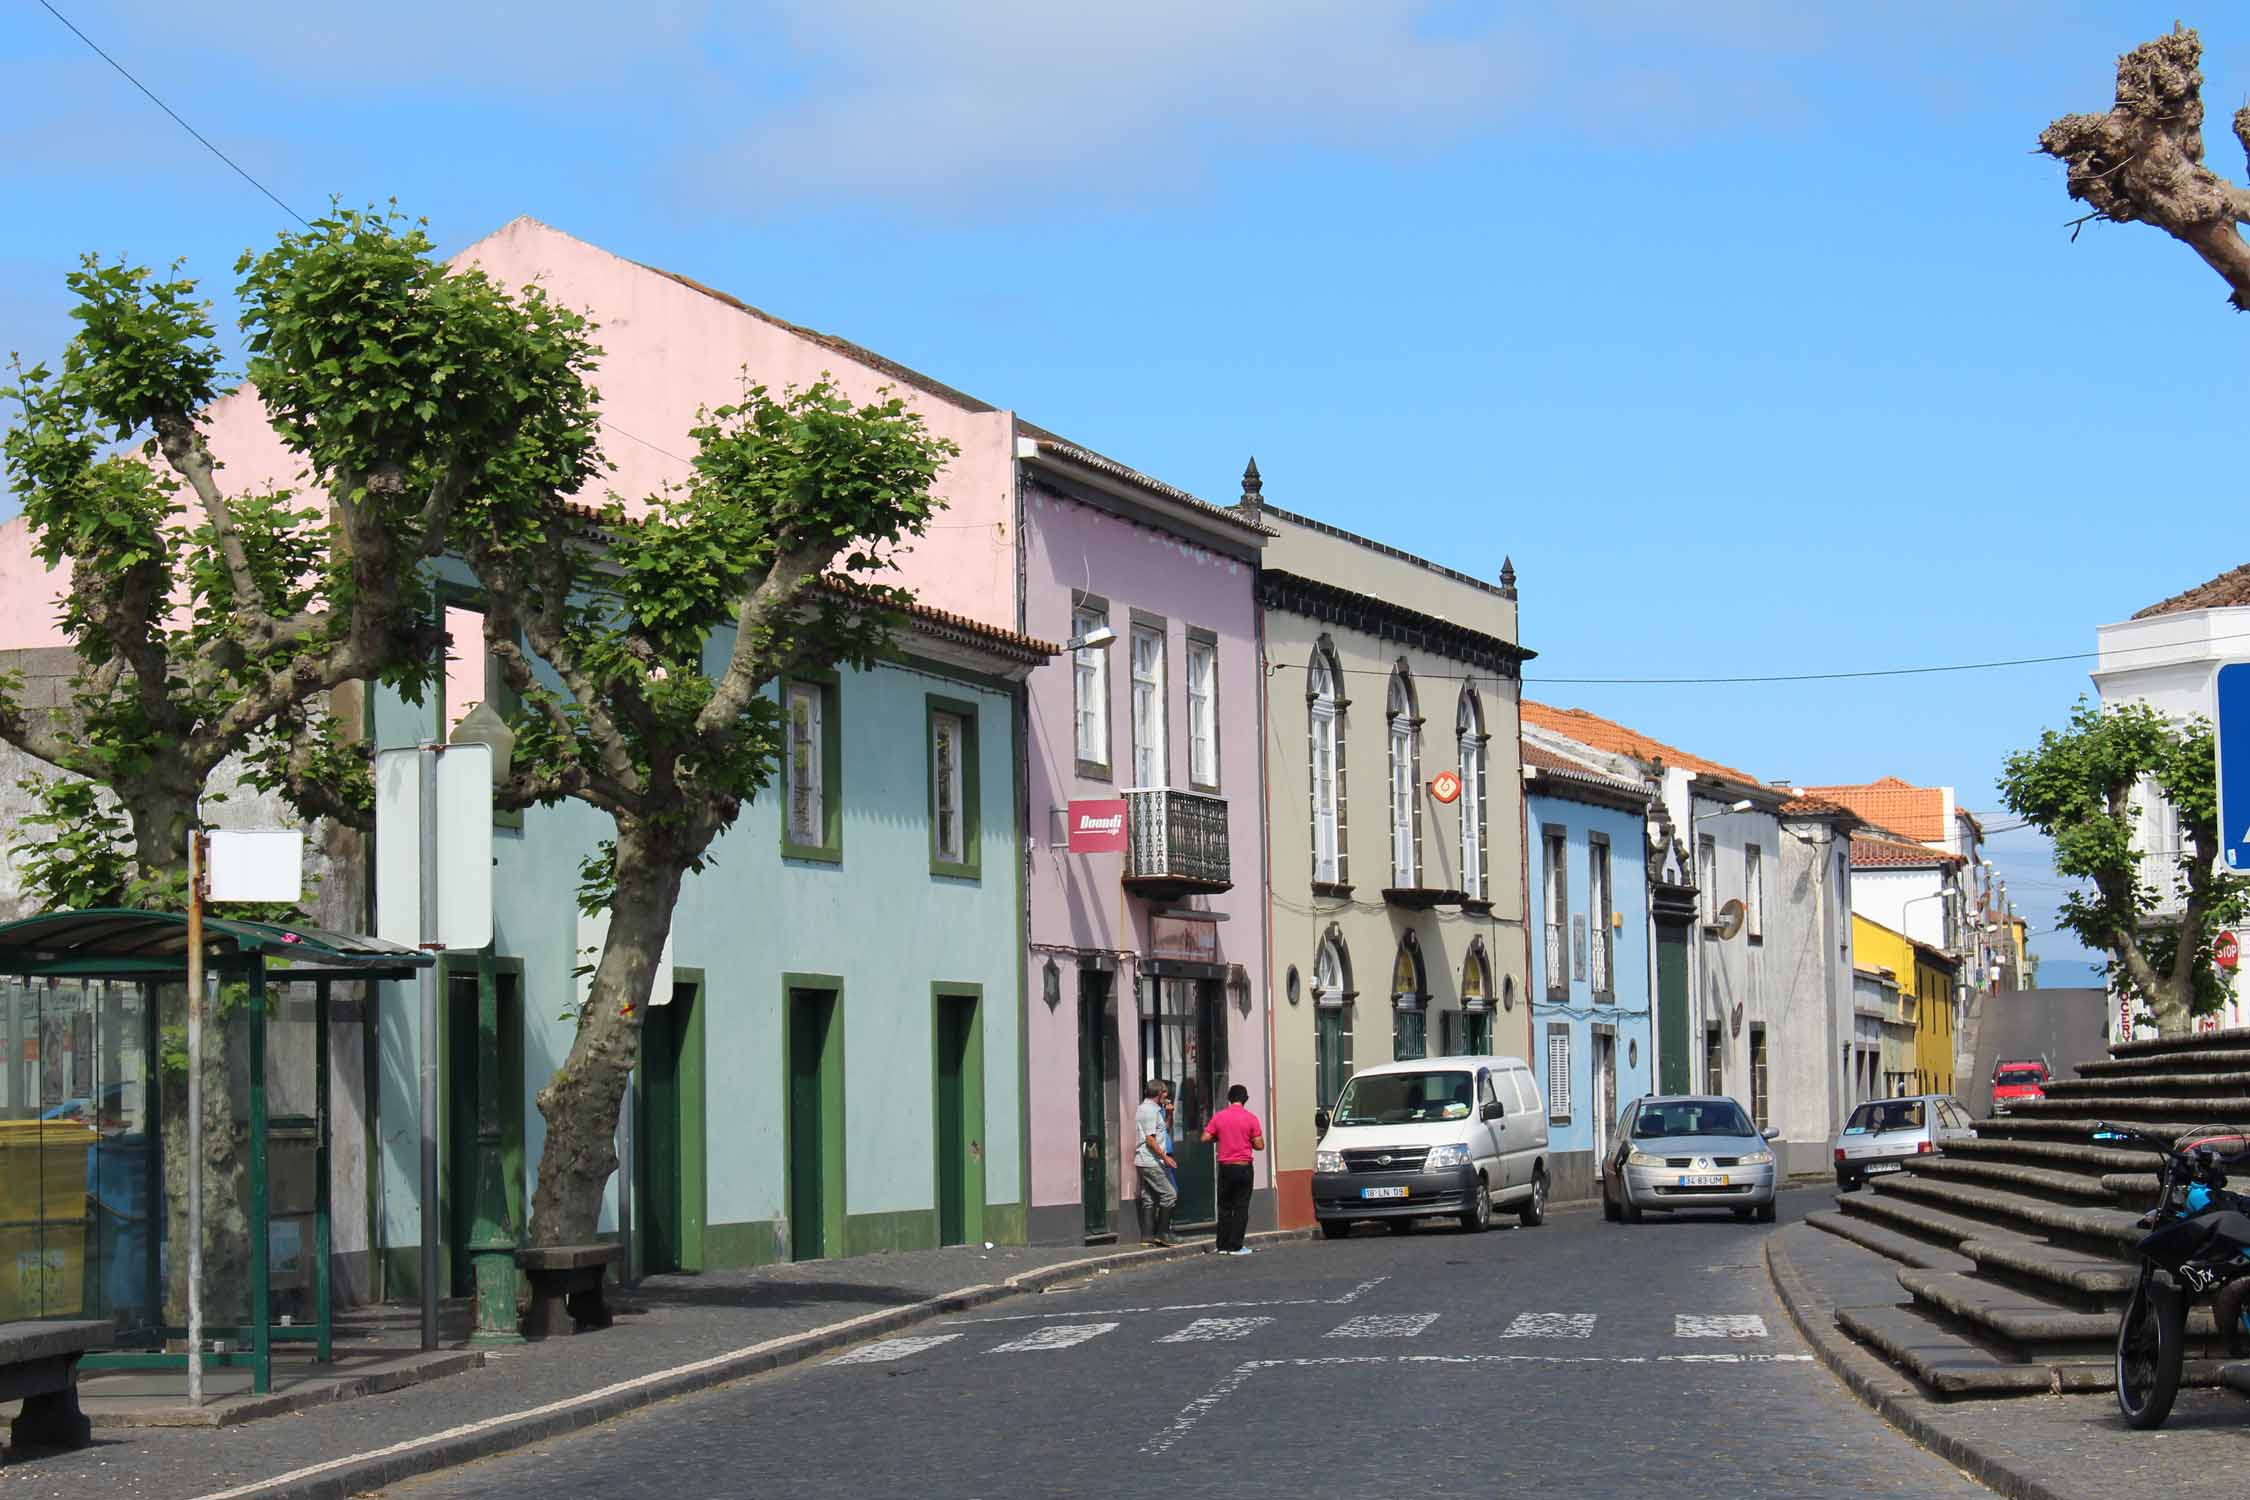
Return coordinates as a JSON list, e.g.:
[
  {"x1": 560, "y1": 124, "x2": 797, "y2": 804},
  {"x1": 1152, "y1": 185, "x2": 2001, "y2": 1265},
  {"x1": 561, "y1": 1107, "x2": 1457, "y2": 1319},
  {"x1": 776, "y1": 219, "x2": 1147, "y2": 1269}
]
[
  {"x1": 1762, "y1": 1126, "x2": 1781, "y2": 1141},
  {"x1": 1313, "y1": 1108, "x2": 1330, "y2": 1137},
  {"x1": 1480, "y1": 1101, "x2": 1505, "y2": 1122}
]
